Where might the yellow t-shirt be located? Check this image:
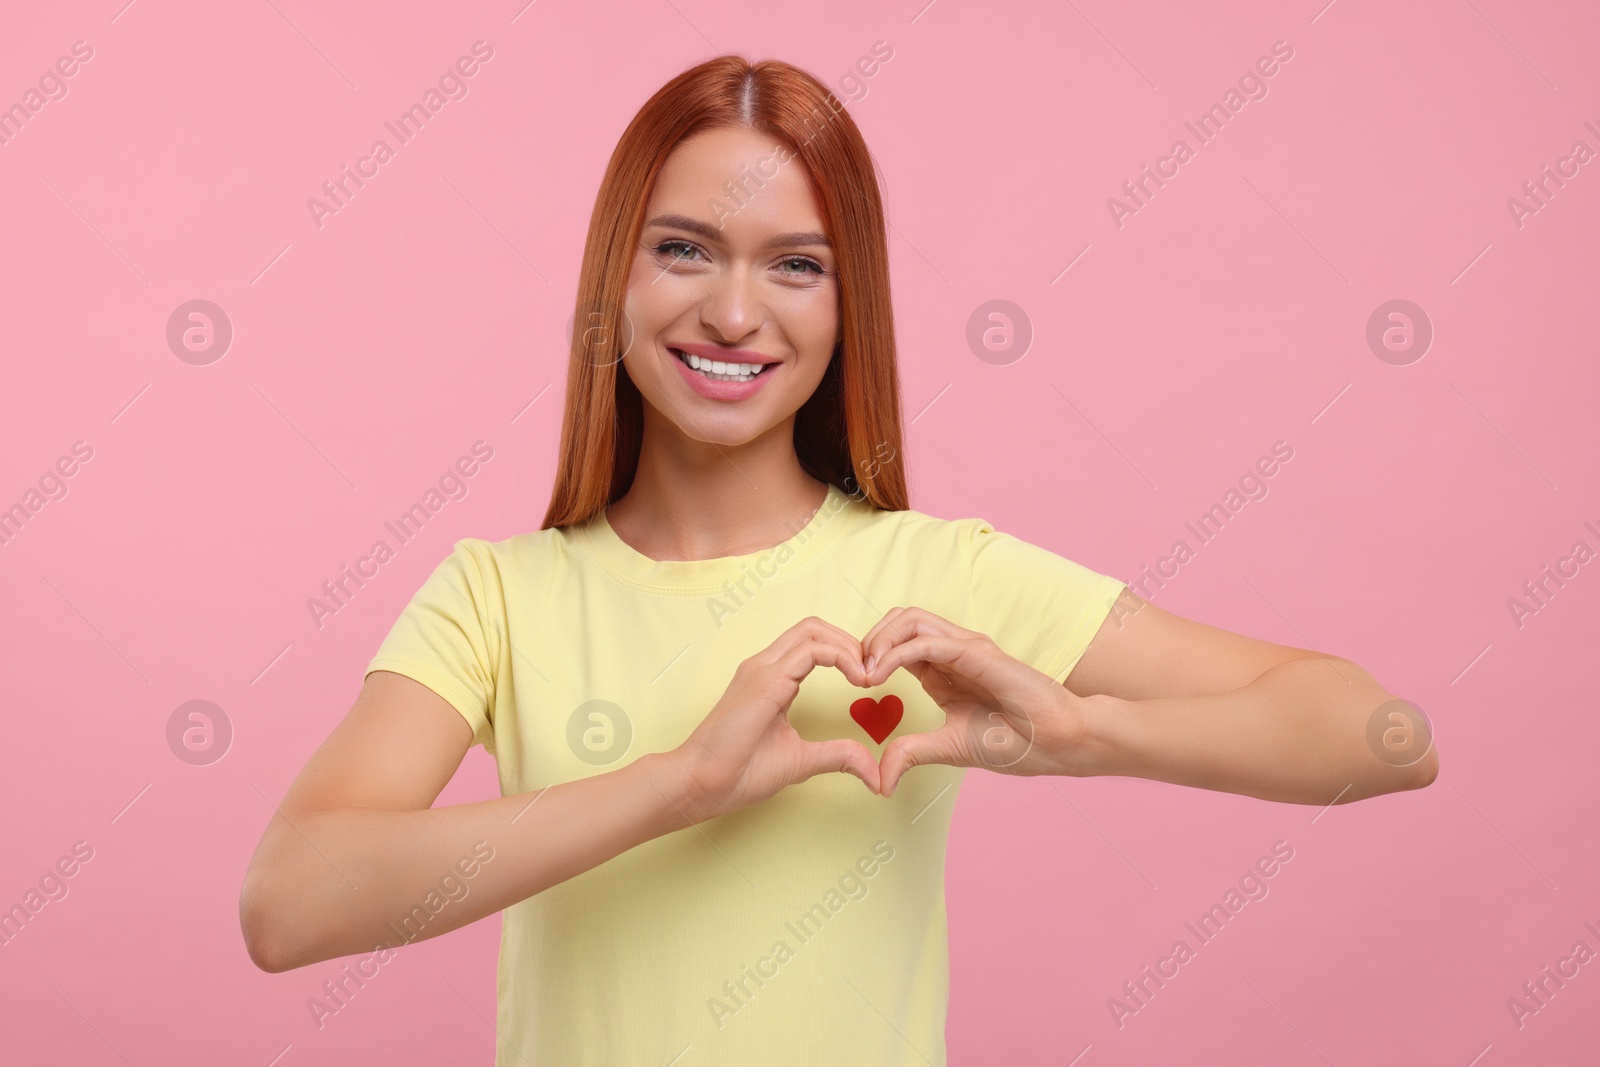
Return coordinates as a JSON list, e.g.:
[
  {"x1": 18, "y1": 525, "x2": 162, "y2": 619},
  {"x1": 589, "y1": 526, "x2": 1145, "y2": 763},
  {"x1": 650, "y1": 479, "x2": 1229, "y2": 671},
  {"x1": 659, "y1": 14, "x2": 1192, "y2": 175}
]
[{"x1": 365, "y1": 482, "x2": 1124, "y2": 1065}]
